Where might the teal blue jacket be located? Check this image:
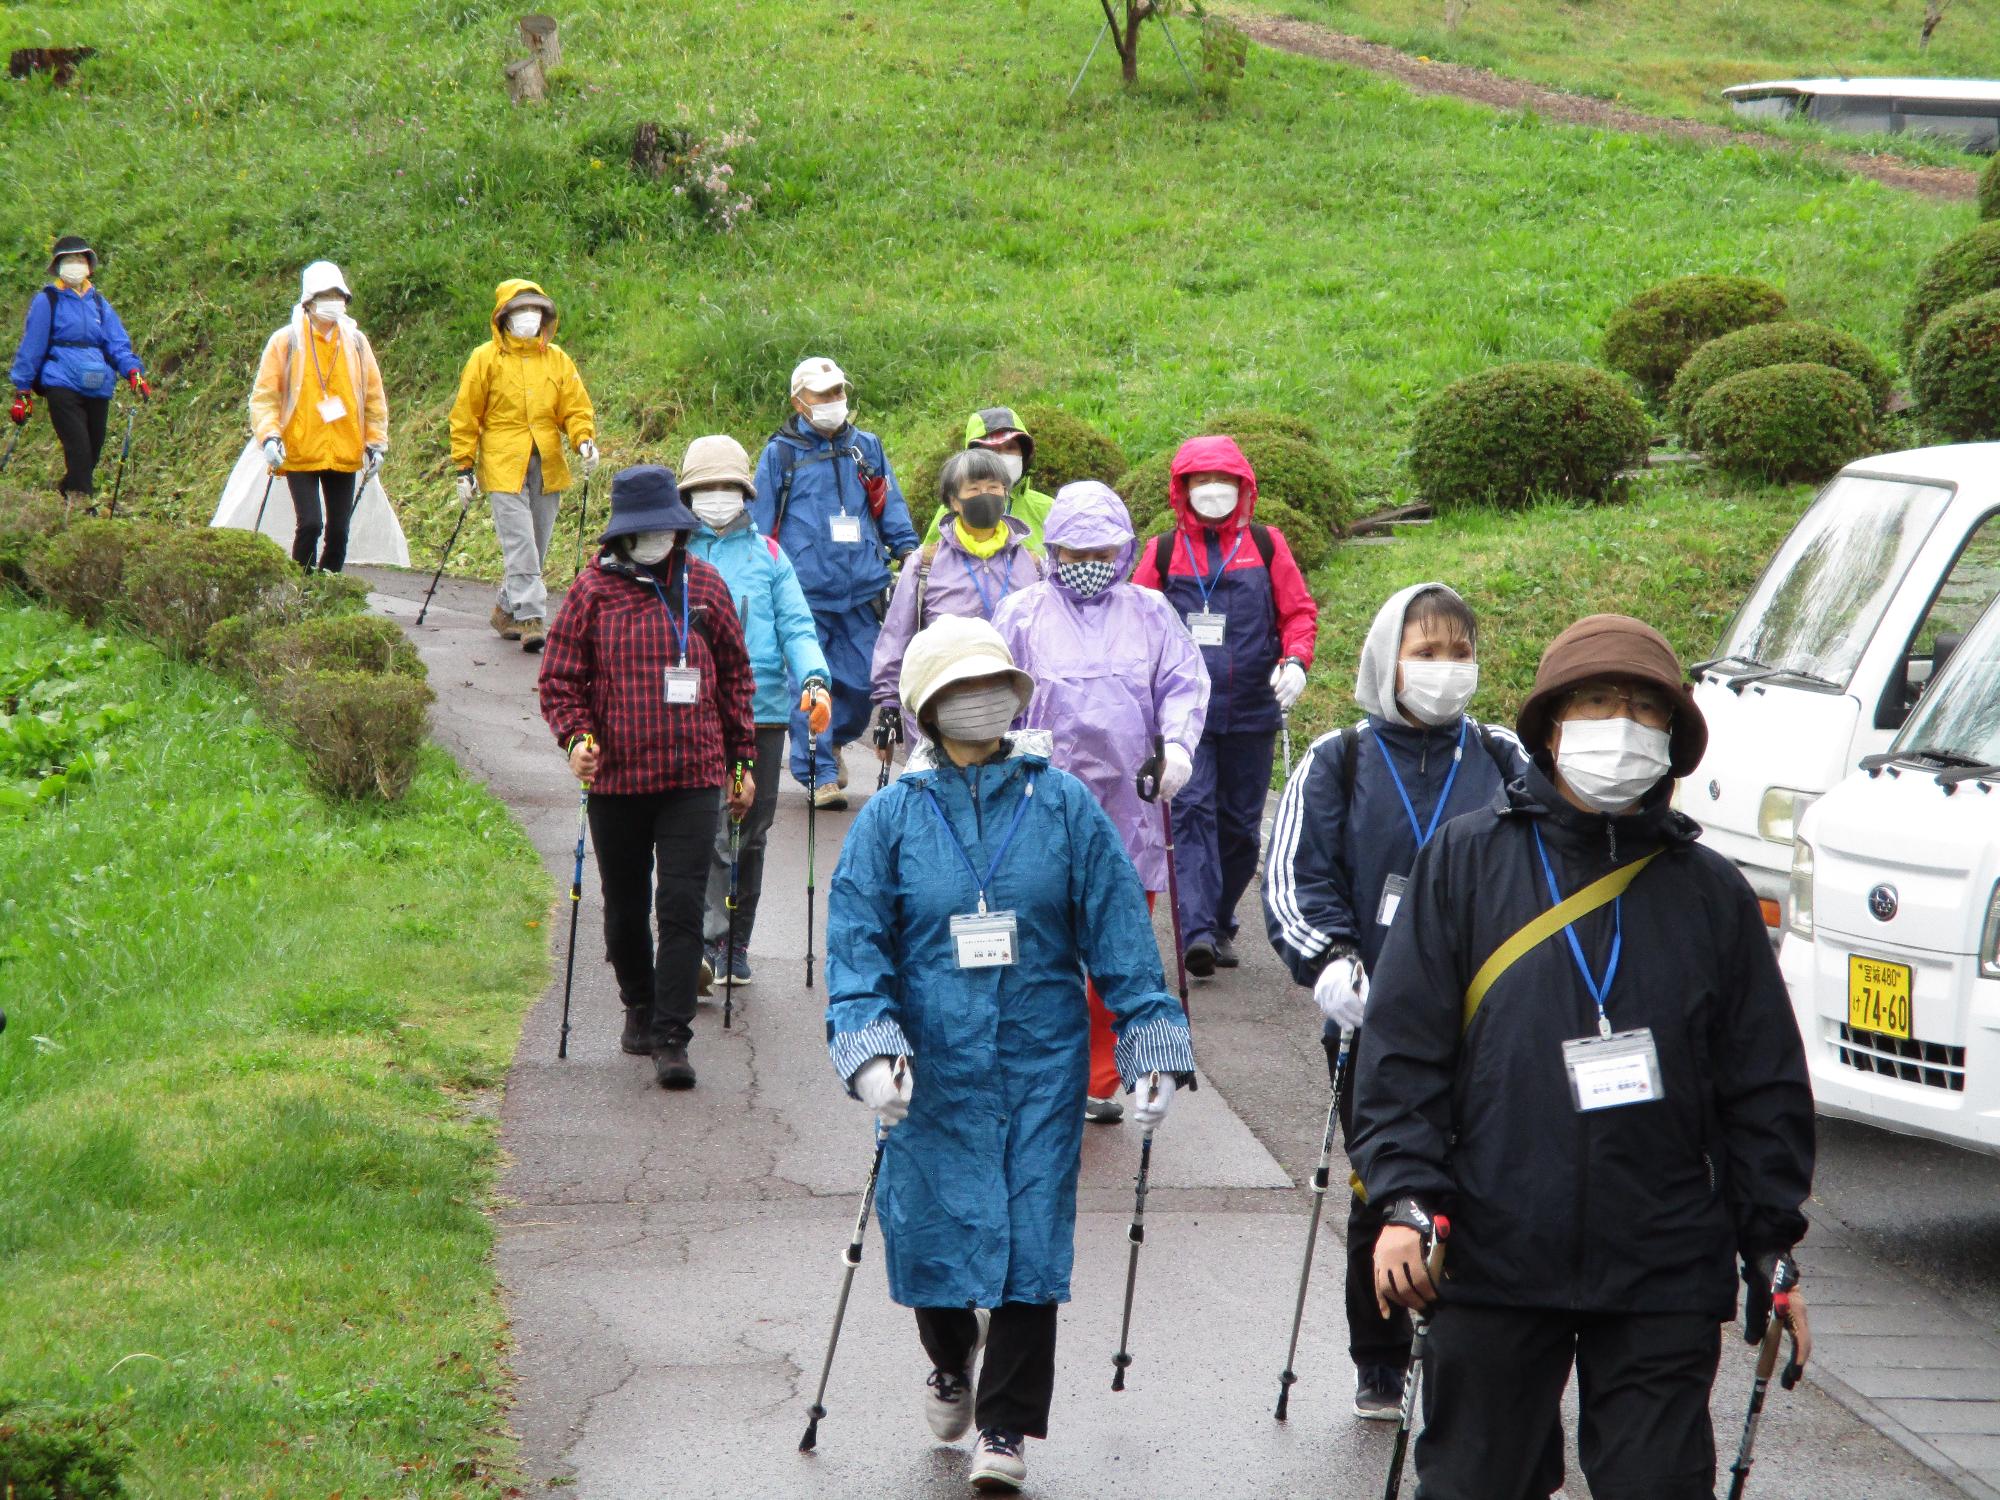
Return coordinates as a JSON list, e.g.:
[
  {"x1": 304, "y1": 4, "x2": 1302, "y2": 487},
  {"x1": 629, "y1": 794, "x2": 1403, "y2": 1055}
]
[{"x1": 687, "y1": 517, "x2": 829, "y2": 727}]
